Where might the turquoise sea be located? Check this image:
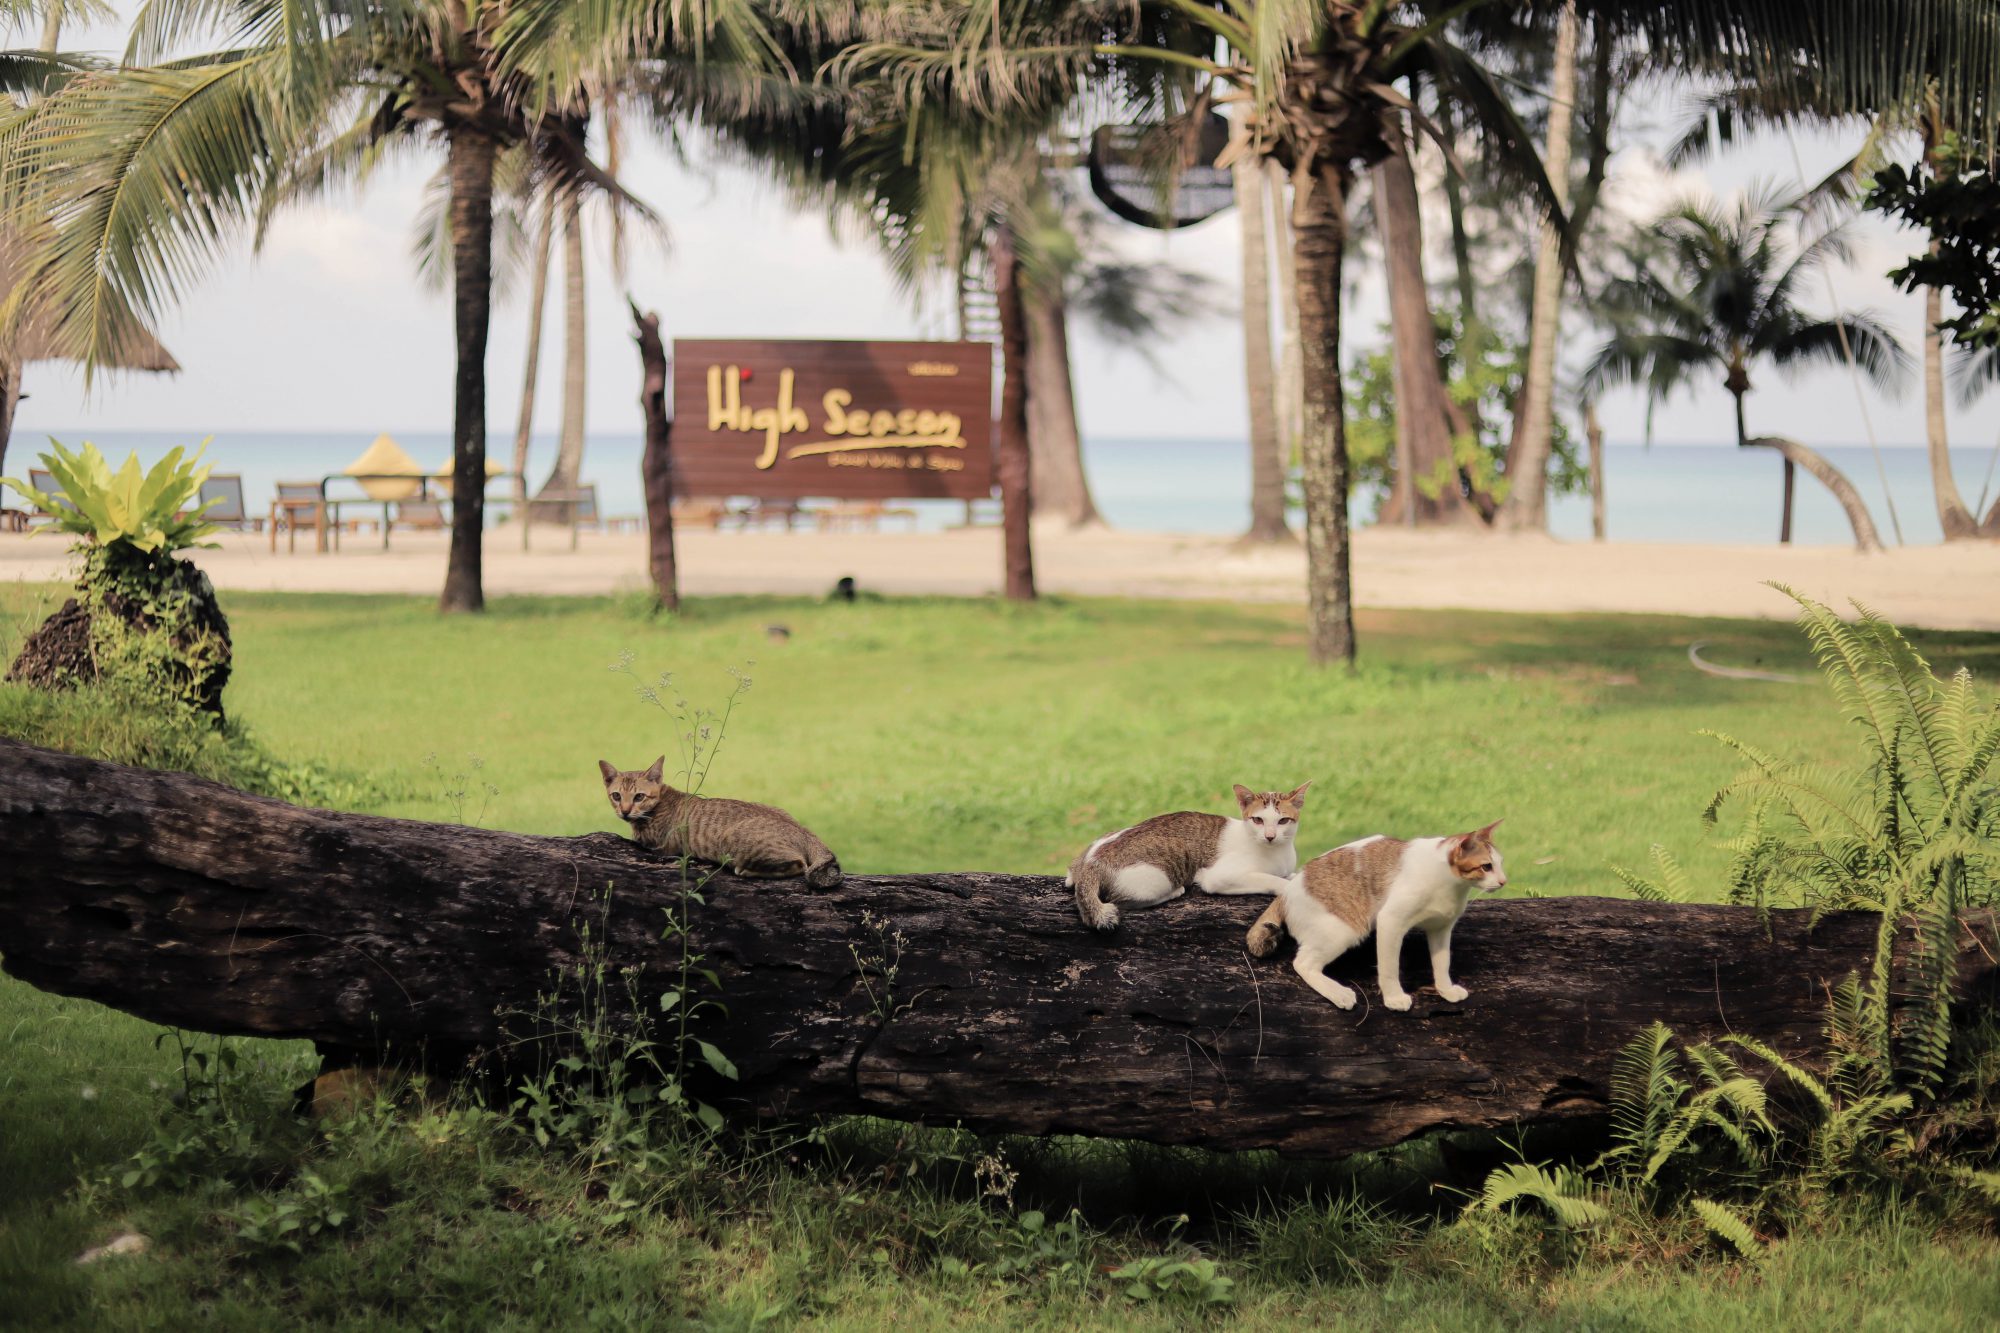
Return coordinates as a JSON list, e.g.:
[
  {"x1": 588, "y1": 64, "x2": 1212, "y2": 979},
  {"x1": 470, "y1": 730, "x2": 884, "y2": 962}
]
[{"x1": 9, "y1": 428, "x2": 1999, "y2": 549}]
